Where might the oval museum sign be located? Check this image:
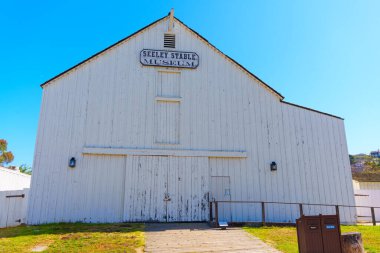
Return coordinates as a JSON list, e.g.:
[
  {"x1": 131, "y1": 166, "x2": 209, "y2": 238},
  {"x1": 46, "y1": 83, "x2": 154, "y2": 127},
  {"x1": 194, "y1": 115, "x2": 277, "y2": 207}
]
[{"x1": 140, "y1": 49, "x2": 199, "y2": 69}]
